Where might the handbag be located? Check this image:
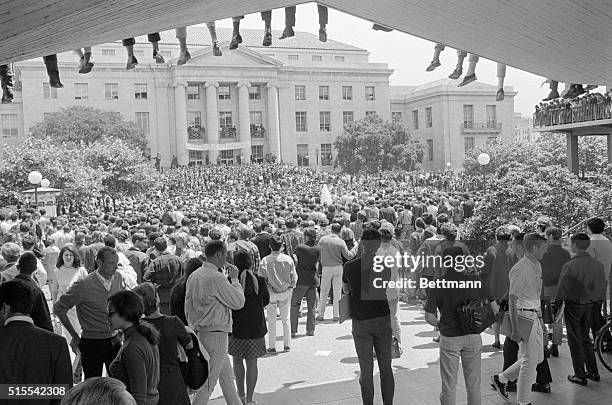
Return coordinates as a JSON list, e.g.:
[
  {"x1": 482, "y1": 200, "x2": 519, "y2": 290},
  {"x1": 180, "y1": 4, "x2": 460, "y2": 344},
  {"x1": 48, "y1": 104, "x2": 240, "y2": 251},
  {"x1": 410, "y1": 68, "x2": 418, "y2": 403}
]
[
  {"x1": 391, "y1": 337, "x2": 402, "y2": 359},
  {"x1": 338, "y1": 293, "x2": 351, "y2": 324},
  {"x1": 178, "y1": 328, "x2": 210, "y2": 390}
]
